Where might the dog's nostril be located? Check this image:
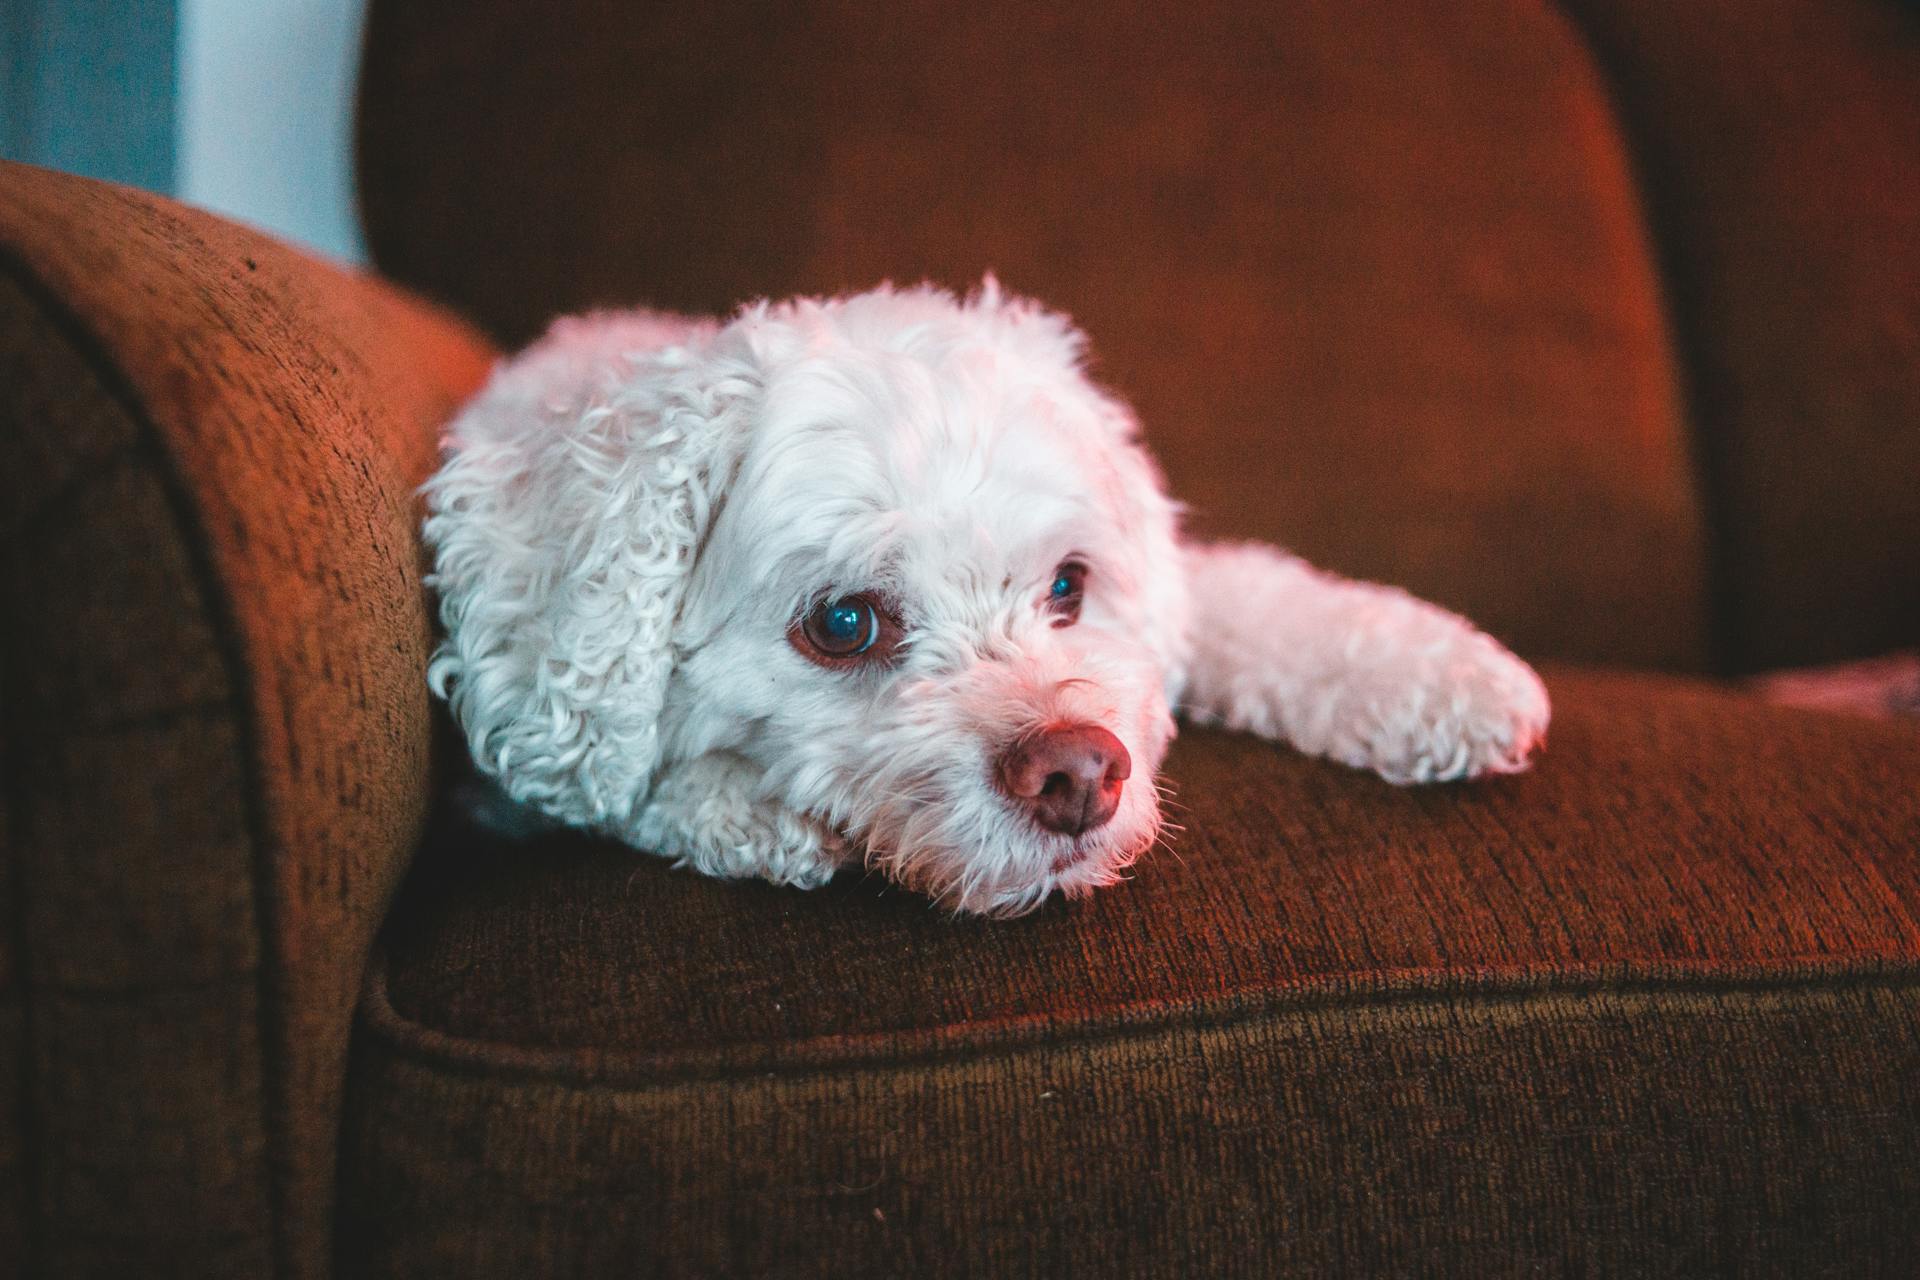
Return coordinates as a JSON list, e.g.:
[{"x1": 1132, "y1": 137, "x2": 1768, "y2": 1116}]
[{"x1": 996, "y1": 723, "x2": 1131, "y2": 837}]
